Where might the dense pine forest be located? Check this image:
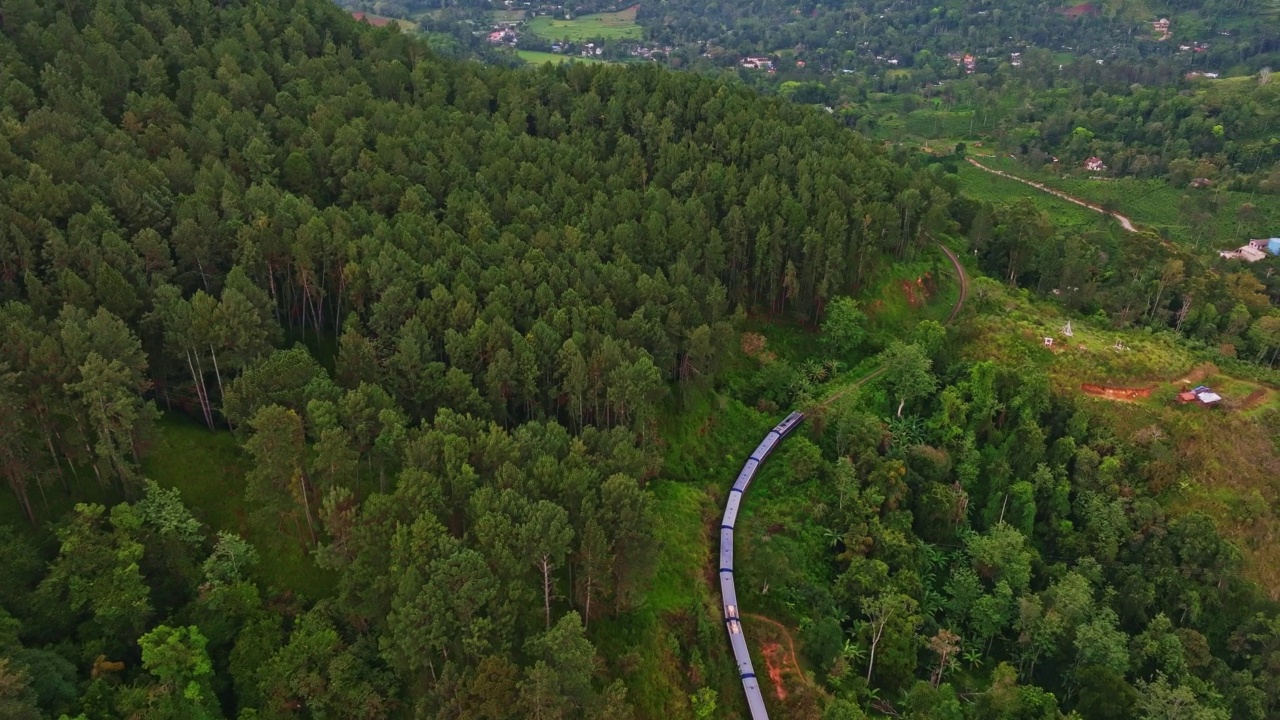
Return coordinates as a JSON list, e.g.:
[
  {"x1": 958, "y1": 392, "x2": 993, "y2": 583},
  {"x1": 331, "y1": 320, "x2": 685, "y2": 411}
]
[
  {"x1": 2, "y1": 0, "x2": 1280, "y2": 719},
  {"x1": 0, "y1": 0, "x2": 939, "y2": 716}
]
